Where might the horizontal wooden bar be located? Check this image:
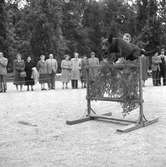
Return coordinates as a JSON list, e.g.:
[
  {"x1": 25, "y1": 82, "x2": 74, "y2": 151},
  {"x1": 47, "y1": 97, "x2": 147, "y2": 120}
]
[
  {"x1": 102, "y1": 112, "x2": 112, "y2": 116},
  {"x1": 117, "y1": 117, "x2": 159, "y2": 133},
  {"x1": 66, "y1": 117, "x2": 92, "y2": 125},
  {"x1": 86, "y1": 63, "x2": 138, "y2": 69},
  {"x1": 96, "y1": 119, "x2": 130, "y2": 126},
  {"x1": 89, "y1": 114, "x2": 137, "y2": 124},
  {"x1": 117, "y1": 123, "x2": 142, "y2": 133},
  {"x1": 89, "y1": 97, "x2": 143, "y2": 103},
  {"x1": 66, "y1": 112, "x2": 112, "y2": 125}
]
